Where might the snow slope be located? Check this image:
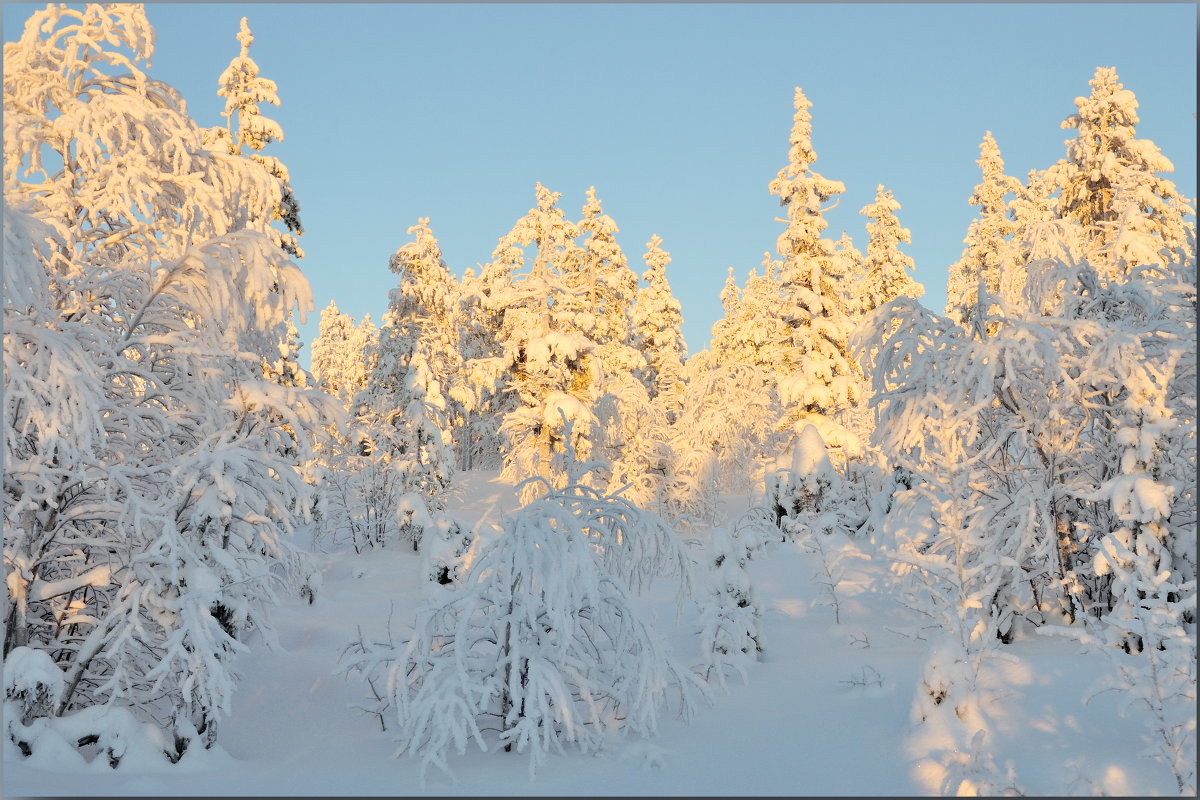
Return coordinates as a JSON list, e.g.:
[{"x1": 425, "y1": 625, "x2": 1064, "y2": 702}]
[{"x1": 2, "y1": 471, "x2": 1181, "y2": 797}]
